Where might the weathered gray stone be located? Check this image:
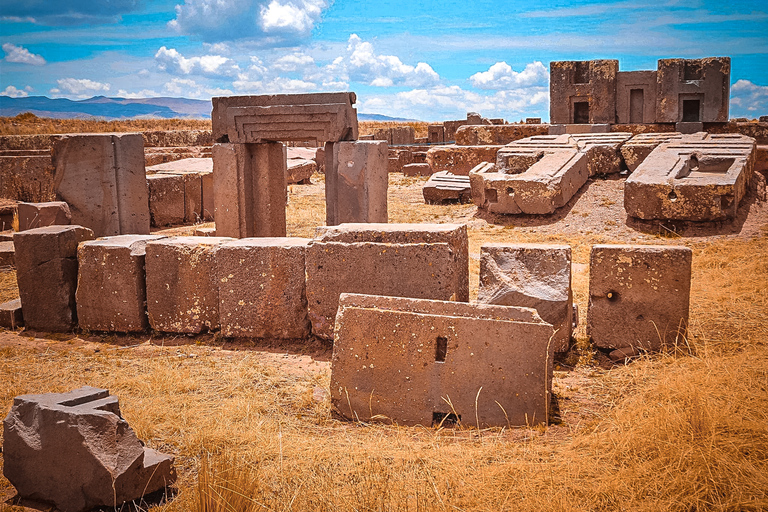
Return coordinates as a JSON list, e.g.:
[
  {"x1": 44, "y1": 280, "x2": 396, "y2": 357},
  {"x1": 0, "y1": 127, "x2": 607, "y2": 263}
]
[
  {"x1": 324, "y1": 141, "x2": 388, "y2": 226},
  {"x1": 212, "y1": 142, "x2": 287, "y2": 238},
  {"x1": 330, "y1": 294, "x2": 554, "y2": 427},
  {"x1": 588, "y1": 245, "x2": 692, "y2": 352},
  {"x1": 571, "y1": 132, "x2": 633, "y2": 175},
  {"x1": 3, "y1": 386, "x2": 175, "y2": 512},
  {"x1": 616, "y1": 70, "x2": 657, "y2": 124},
  {"x1": 217, "y1": 237, "x2": 311, "y2": 338},
  {"x1": 423, "y1": 172, "x2": 471, "y2": 204},
  {"x1": 145, "y1": 236, "x2": 233, "y2": 333},
  {"x1": 478, "y1": 243, "x2": 572, "y2": 352},
  {"x1": 0, "y1": 298, "x2": 23, "y2": 329},
  {"x1": 621, "y1": 132, "x2": 683, "y2": 172},
  {"x1": 52, "y1": 133, "x2": 149, "y2": 237},
  {"x1": 625, "y1": 133, "x2": 756, "y2": 221},
  {"x1": 656, "y1": 58, "x2": 730, "y2": 123},
  {"x1": 550, "y1": 60, "x2": 618, "y2": 124},
  {"x1": 16, "y1": 201, "x2": 71, "y2": 231},
  {"x1": 13, "y1": 225, "x2": 94, "y2": 332},
  {"x1": 77, "y1": 235, "x2": 166, "y2": 332}
]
